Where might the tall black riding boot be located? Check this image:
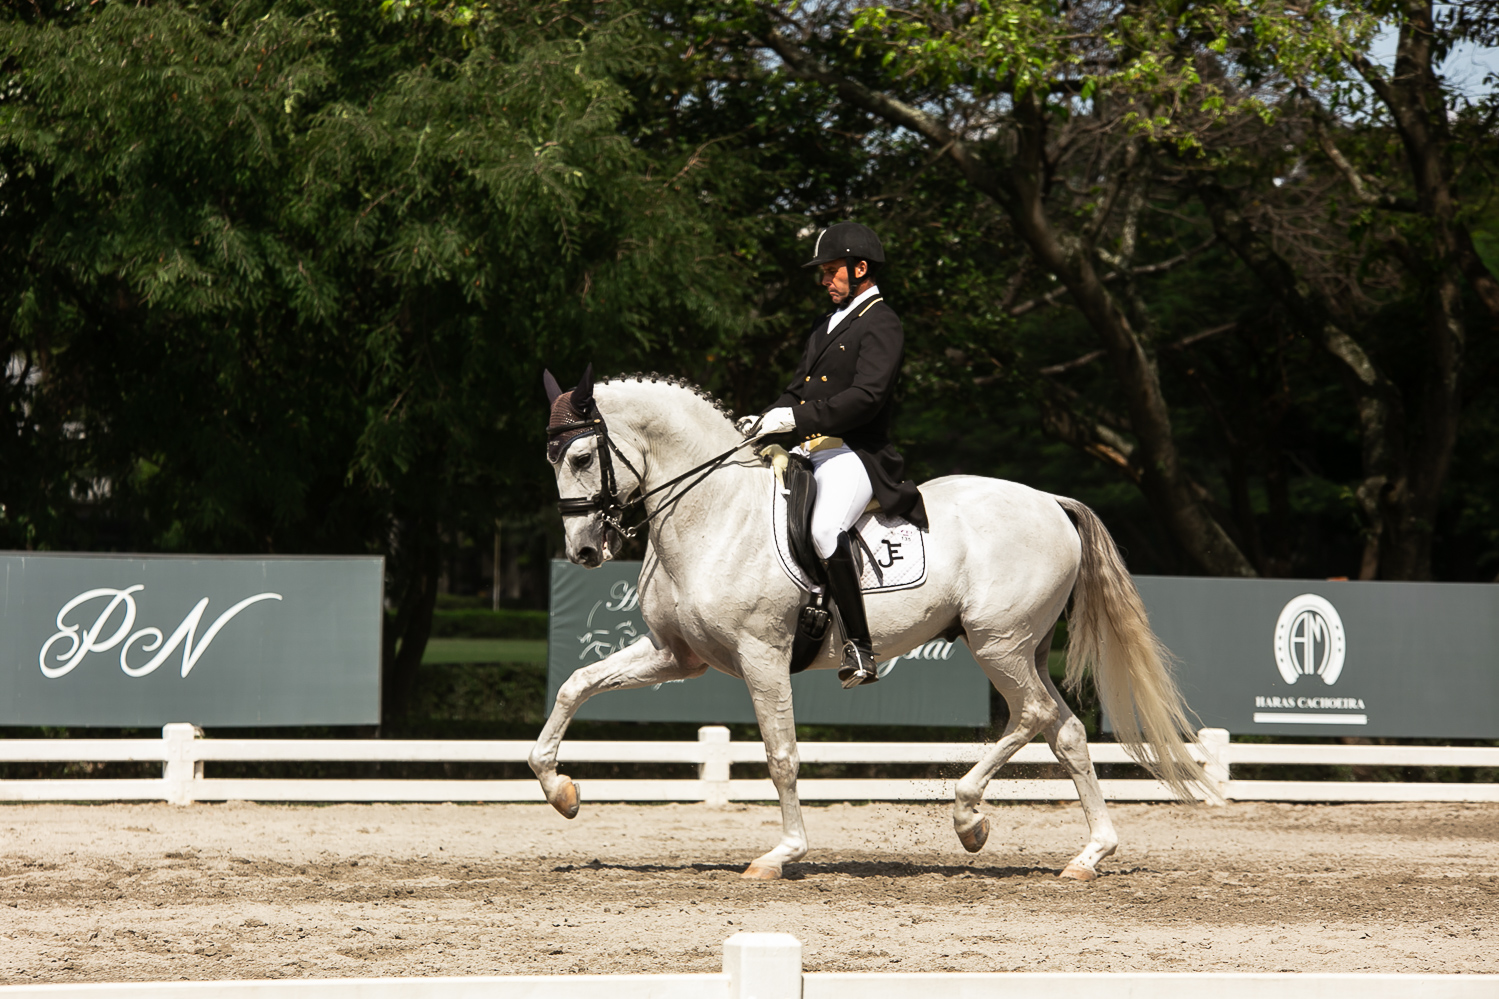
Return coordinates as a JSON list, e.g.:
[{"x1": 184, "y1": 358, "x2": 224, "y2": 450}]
[{"x1": 824, "y1": 531, "x2": 878, "y2": 689}]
